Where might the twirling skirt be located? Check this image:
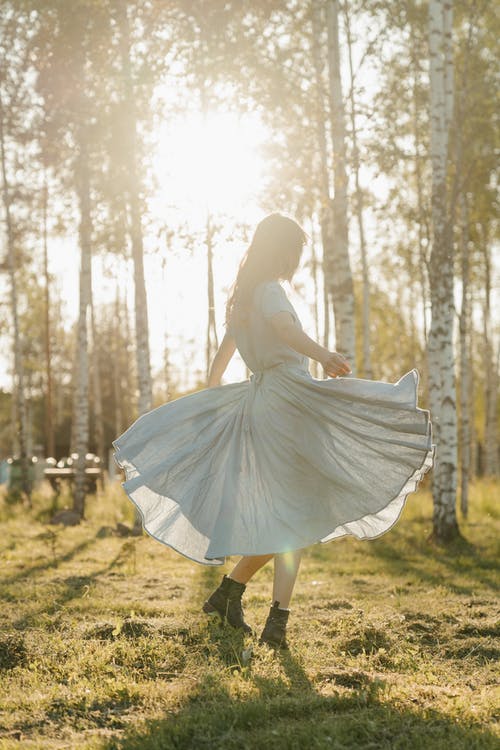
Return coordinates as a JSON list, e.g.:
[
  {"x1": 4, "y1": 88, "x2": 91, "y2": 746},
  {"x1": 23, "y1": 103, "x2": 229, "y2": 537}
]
[{"x1": 112, "y1": 365, "x2": 434, "y2": 565}]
